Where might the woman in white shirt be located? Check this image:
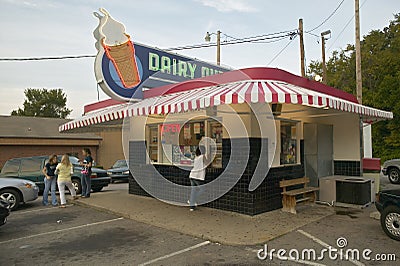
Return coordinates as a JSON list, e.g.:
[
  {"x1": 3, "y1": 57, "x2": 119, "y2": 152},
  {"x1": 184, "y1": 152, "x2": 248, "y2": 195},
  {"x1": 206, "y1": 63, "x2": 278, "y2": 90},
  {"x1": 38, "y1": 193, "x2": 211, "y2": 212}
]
[{"x1": 189, "y1": 146, "x2": 207, "y2": 211}]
